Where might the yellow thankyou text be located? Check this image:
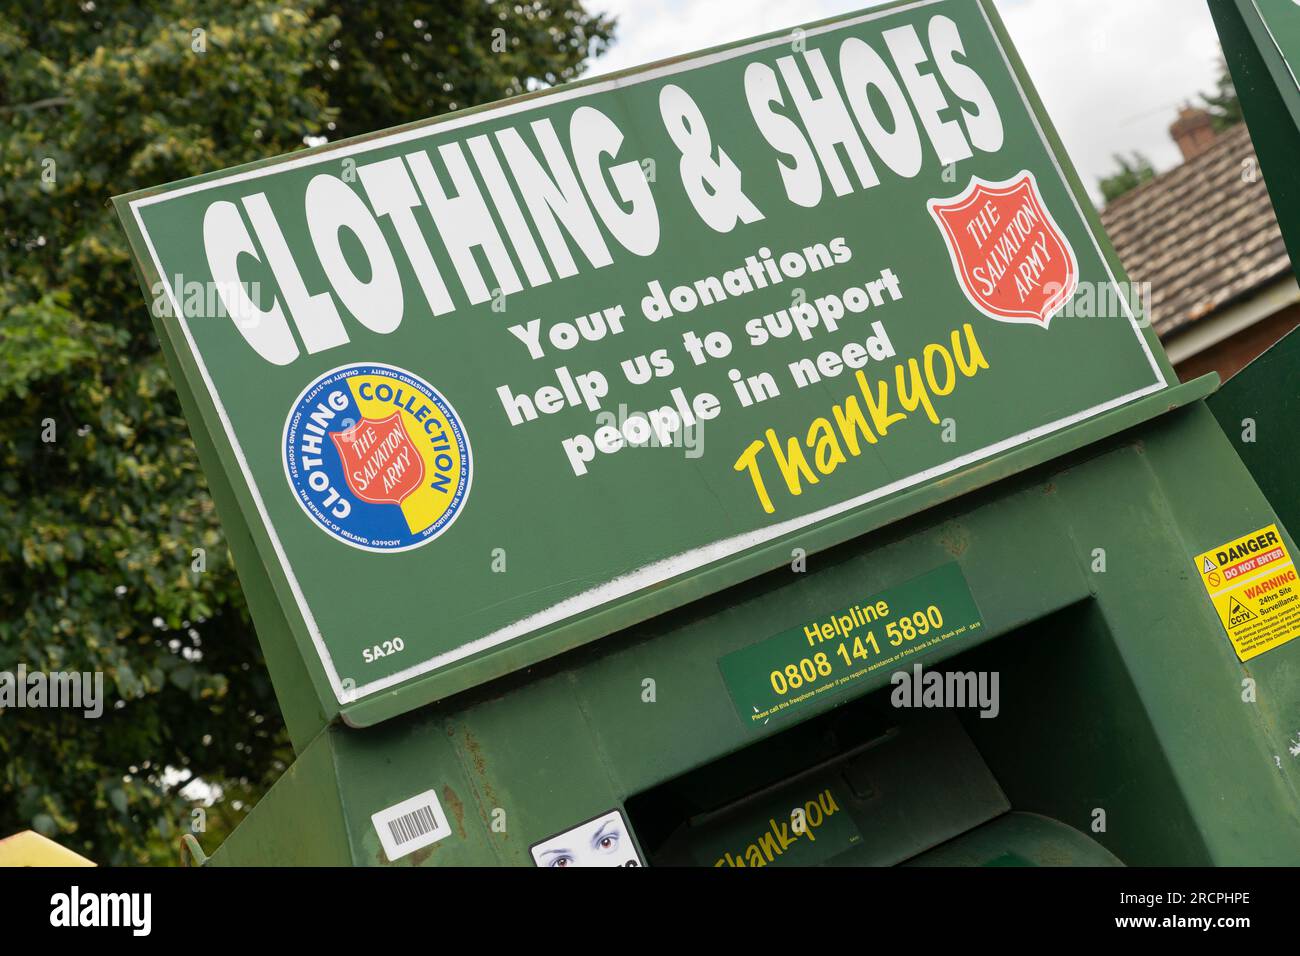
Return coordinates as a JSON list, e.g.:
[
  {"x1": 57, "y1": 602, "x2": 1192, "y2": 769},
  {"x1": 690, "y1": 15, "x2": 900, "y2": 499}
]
[{"x1": 733, "y1": 324, "x2": 988, "y2": 514}]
